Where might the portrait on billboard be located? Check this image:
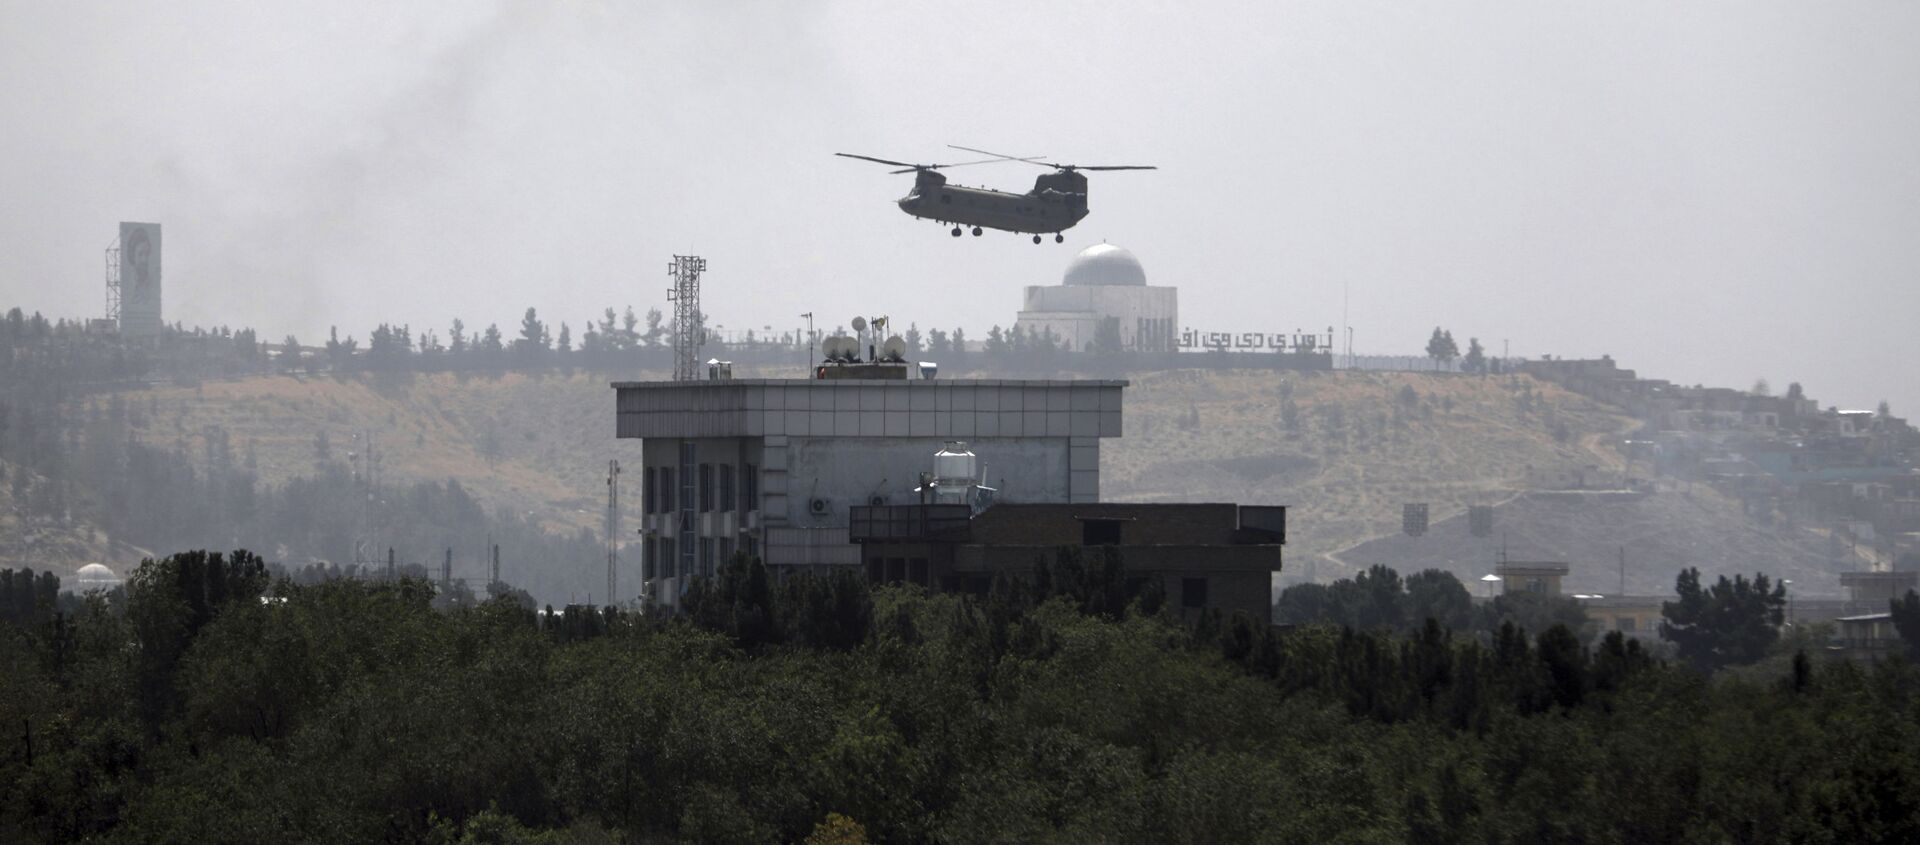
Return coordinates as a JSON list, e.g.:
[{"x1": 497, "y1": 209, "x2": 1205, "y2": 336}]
[
  {"x1": 125, "y1": 226, "x2": 154, "y2": 294},
  {"x1": 118, "y1": 222, "x2": 162, "y2": 336}
]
